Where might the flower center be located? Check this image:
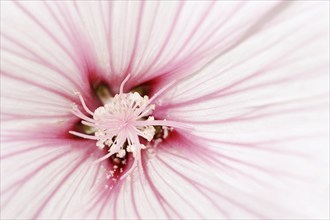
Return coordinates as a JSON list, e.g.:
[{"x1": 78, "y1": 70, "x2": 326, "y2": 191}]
[{"x1": 70, "y1": 75, "x2": 188, "y2": 179}]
